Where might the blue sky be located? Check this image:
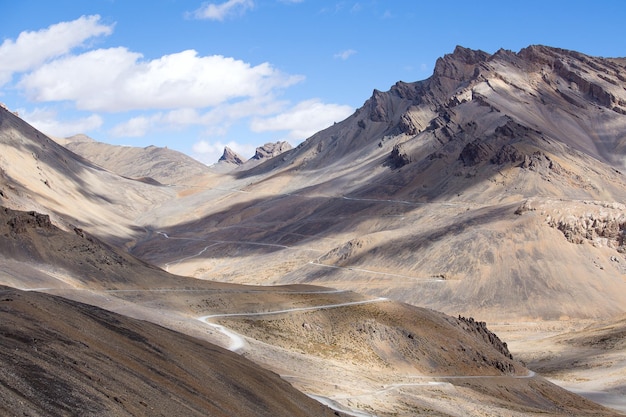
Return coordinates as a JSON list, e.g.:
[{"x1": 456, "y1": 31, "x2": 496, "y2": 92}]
[{"x1": 1, "y1": 1, "x2": 625, "y2": 164}]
